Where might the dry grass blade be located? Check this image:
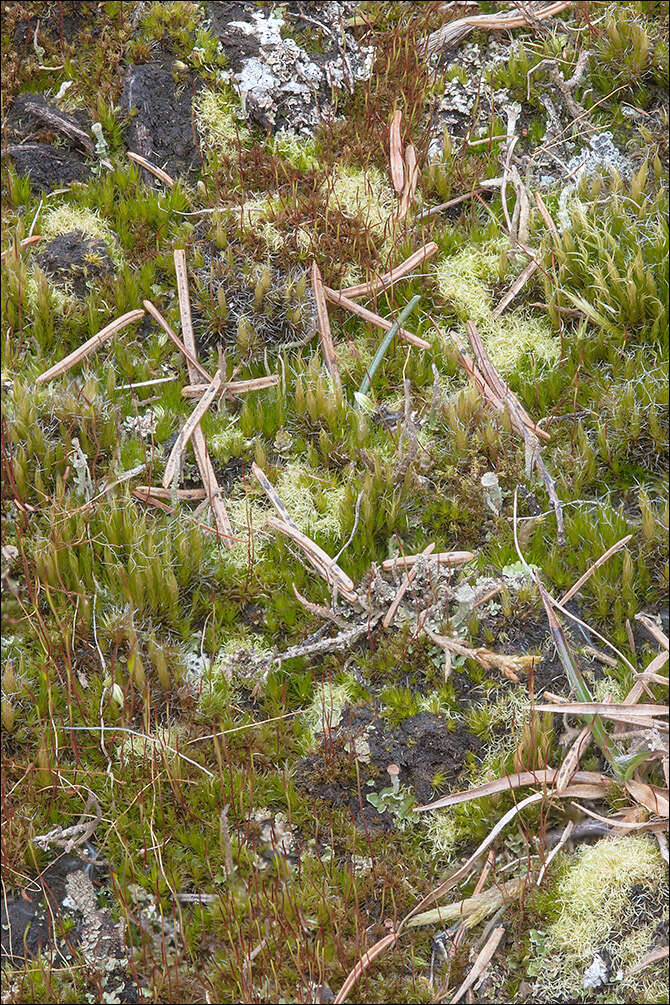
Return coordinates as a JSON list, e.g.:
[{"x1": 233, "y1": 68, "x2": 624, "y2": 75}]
[
  {"x1": 340, "y1": 242, "x2": 438, "y2": 299},
  {"x1": 182, "y1": 376, "x2": 279, "y2": 397},
  {"x1": 555, "y1": 725, "x2": 592, "y2": 794},
  {"x1": 162, "y1": 373, "x2": 222, "y2": 489},
  {"x1": 449, "y1": 924, "x2": 505, "y2": 1004},
  {"x1": 173, "y1": 249, "x2": 233, "y2": 546},
  {"x1": 35, "y1": 309, "x2": 145, "y2": 384},
  {"x1": 382, "y1": 549, "x2": 473, "y2": 572},
  {"x1": 333, "y1": 932, "x2": 398, "y2": 1005},
  {"x1": 421, "y1": 1, "x2": 573, "y2": 56},
  {"x1": 396, "y1": 143, "x2": 418, "y2": 221},
  {"x1": 383, "y1": 542, "x2": 435, "y2": 627},
  {"x1": 415, "y1": 768, "x2": 610, "y2": 812},
  {"x1": 534, "y1": 702, "x2": 668, "y2": 719},
  {"x1": 535, "y1": 190, "x2": 560, "y2": 239},
  {"x1": 136, "y1": 486, "x2": 207, "y2": 501},
  {"x1": 143, "y1": 299, "x2": 213, "y2": 384},
  {"x1": 635, "y1": 613, "x2": 669, "y2": 651},
  {"x1": 127, "y1": 151, "x2": 175, "y2": 188},
  {"x1": 324, "y1": 286, "x2": 430, "y2": 350},
  {"x1": 624, "y1": 779, "x2": 669, "y2": 818},
  {"x1": 492, "y1": 259, "x2": 539, "y2": 318},
  {"x1": 266, "y1": 516, "x2": 357, "y2": 602},
  {"x1": 251, "y1": 461, "x2": 300, "y2": 530},
  {"x1": 560, "y1": 534, "x2": 633, "y2": 605},
  {"x1": 311, "y1": 261, "x2": 343, "y2": 393},
  {"x1": 1, "y1": 234, "x2": 41, "y2": 262},
  {"x1": 389, "y1": 109, "x2": 404, "y2": 193},
  {"x1": 406, "y1": 879, "x2": 522, "y2": 930},
  {"x1": 465, "y1": 322, "x2": 549, "y2": 440},
  {"x1": 423, "y1": 625, "x2": 534, "y2": 683},
  {"x1": 572, "y1": 802, "x2": 667, "y2": 831}
]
